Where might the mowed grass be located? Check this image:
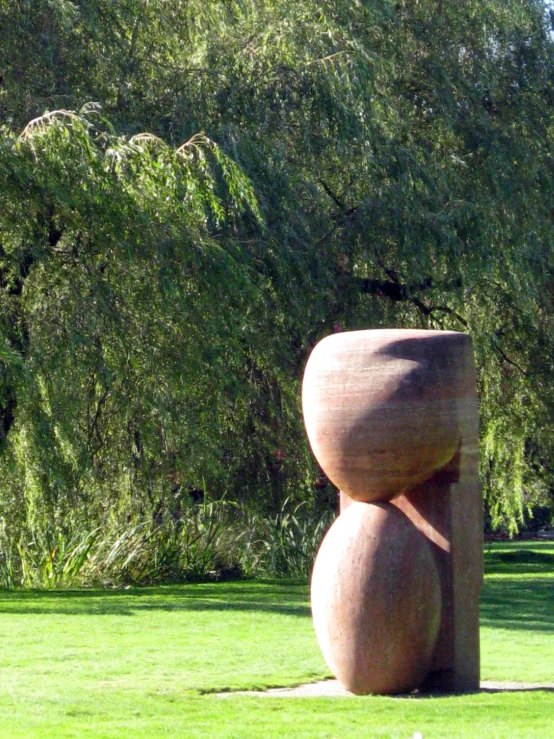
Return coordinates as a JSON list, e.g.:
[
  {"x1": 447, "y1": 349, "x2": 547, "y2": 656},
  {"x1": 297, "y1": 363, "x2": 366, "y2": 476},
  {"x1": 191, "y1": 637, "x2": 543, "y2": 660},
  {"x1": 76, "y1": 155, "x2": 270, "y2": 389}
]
[{"x1": 0, "y1": 541, "x2": 552, "y2": 738}]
